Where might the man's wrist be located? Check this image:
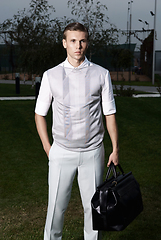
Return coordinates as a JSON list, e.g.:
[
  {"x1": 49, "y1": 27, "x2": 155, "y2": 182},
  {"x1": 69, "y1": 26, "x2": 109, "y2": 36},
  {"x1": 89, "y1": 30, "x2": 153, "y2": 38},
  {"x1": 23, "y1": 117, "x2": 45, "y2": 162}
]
[{"x1": 113, "y1": 147, "x2": 119, "y2": 154}]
